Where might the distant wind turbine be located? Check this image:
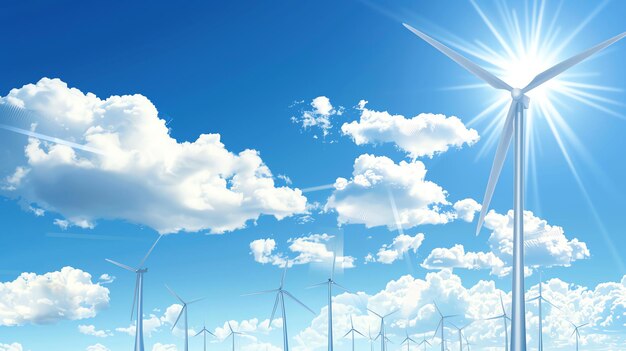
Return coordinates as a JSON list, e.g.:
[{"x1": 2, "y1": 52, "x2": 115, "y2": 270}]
[
  {"x1": 367, "y1": 325, "x2": 376, "y2": 351},
  {"x1": 308, "y1": 252, "x2": 350, "y2": 351},
  {"x1": 368, "y1": 308, "x2": 398, "y2": 351},
  {"x1": 105, "y1": 234, "x2": 162, "y2": 351},
  {"x1": 194, "y1": 322, "x2": 216, "y2": 351},
  {"x1": 433, "y1": 301, "x2": 458, "y2": 351},
  {"x1": 245, "y1": 263, "x2": 315, "y2": 351},
  {"x1": 450, "y1": 322, "x2": 472, "y2": 351},
  {"x1": 527, "y1": 272, "x2": 560, "y2": 351},
  {"x1": 570, "y1": 322, "x2": 589, "y2": 351},
  {"x1": 485, "y1": 294, "x2": 511, "y2": 351},
  {"x1": 224, "y1": 322, "x2": 244, "y2": 351},
  {"x1": 403, "y1": 22, "x2": 626, "y2": 351},
  {"x1": 343, "y1": 315, "x2": 365, "y2": 351},
  {"x1": 464, "y1": 335, "x2": 472, "y2": 351},
  {"x1": 418, "y1": 333, "x2": 432, "y2": 351},
  {"x1": 166, "y1": 285, "x2": 205, "y2": 351},
  {"x1": 401, "y1": 328, "x2": 418, "y2": 351}
]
